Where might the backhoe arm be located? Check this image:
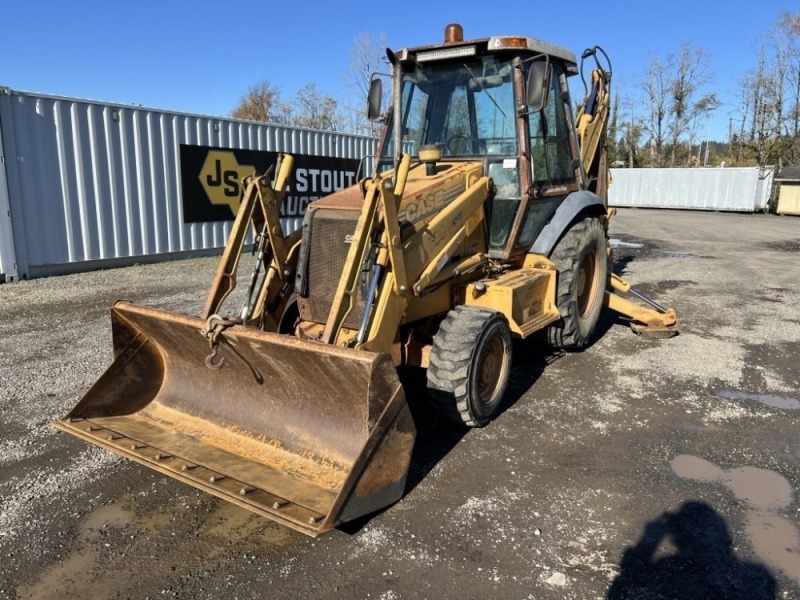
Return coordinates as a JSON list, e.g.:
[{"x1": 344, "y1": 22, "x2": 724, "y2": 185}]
[{"x1": 575, "y1": 47, "x2": 612, "y2": 202}]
